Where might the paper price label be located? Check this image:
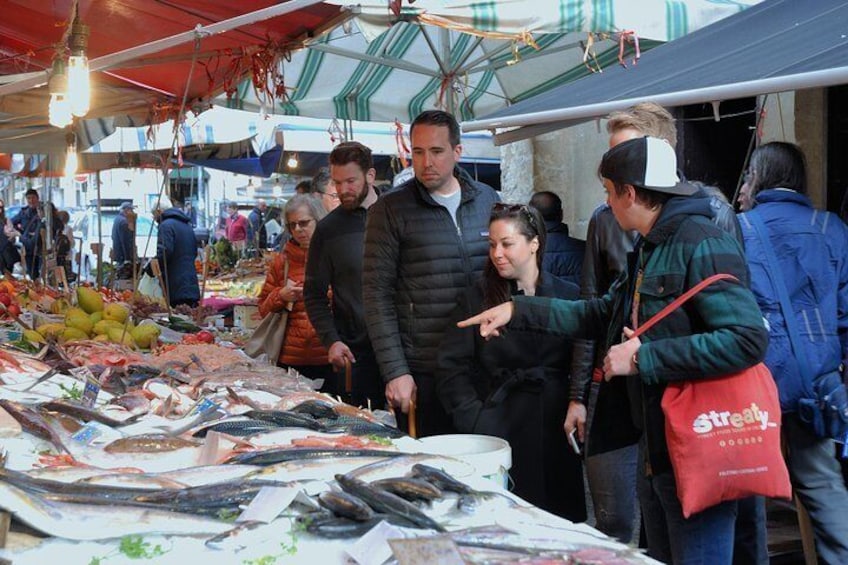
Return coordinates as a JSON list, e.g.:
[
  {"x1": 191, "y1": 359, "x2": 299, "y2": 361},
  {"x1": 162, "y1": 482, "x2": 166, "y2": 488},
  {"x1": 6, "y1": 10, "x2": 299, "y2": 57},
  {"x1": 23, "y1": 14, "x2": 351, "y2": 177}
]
[{"x1": 69, "y1": 366, "x2": 100, "y2": 407}]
